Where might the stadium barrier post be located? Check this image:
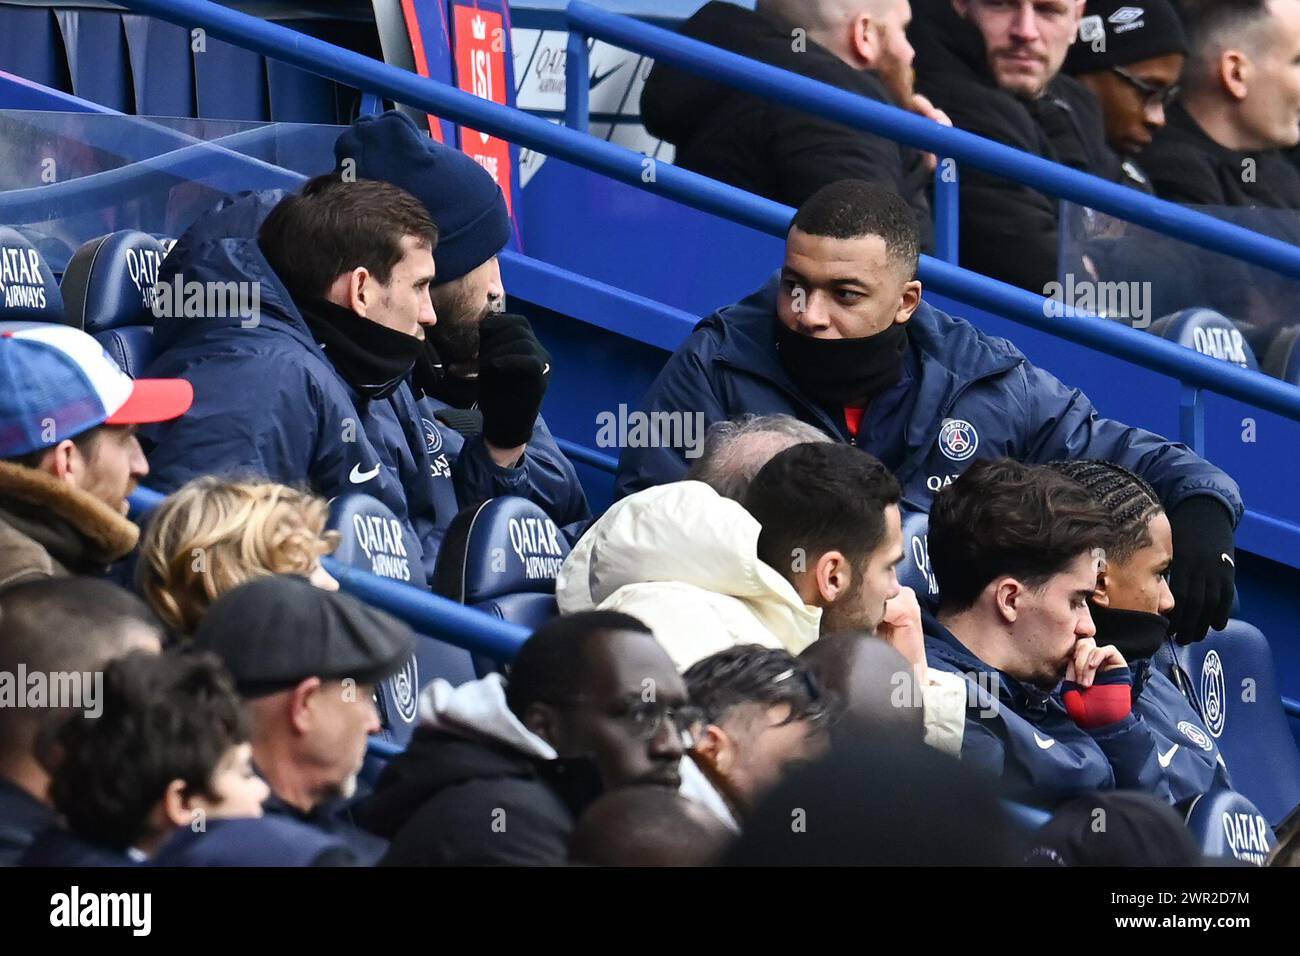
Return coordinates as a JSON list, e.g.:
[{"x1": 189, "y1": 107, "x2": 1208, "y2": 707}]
[
  {"x1": 564, "y1": 29, "x2": 590, "y2": 132},
  {"x1": 934, "y1": 159, "x2": 959, "y2": 265}
]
